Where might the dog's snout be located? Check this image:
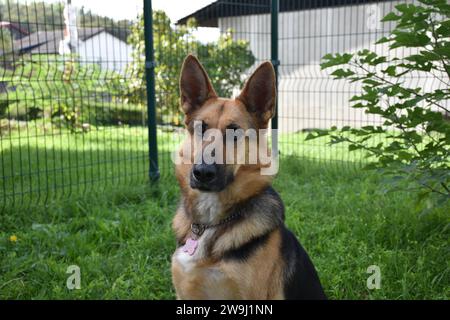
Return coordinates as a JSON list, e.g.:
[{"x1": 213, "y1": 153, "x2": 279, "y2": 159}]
[
  {"x1": 193, "y1": 164, "x2": 217, "y2": 183},
  {"x1": 190, "y1": 163, "x2": 233, "y2": 192}
]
